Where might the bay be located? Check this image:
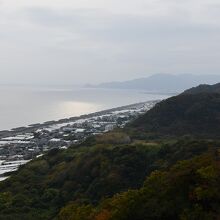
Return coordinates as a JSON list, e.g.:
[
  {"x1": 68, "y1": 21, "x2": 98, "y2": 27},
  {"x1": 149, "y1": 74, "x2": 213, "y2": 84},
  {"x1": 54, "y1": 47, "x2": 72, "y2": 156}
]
[{"x1": 0, "y1": 86, "x2": 171, "y2": 130}]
